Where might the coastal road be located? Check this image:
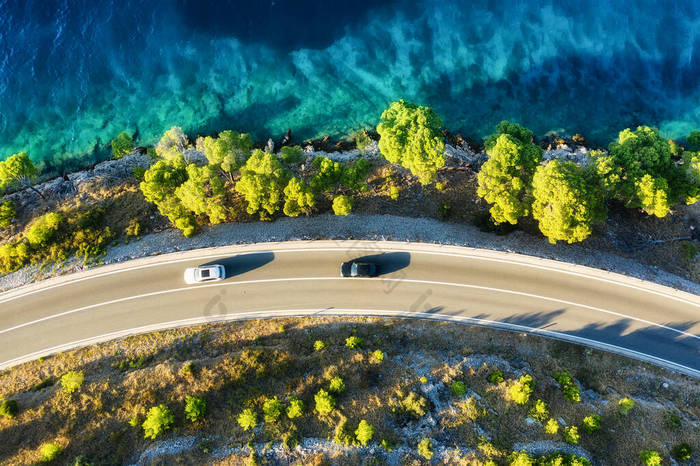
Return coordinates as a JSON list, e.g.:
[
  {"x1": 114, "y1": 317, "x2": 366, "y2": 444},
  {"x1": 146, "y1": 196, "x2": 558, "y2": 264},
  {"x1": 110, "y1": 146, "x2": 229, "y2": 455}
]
[{"x1": 0, "y1": 241, "x2": 698, "y2": 377}]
